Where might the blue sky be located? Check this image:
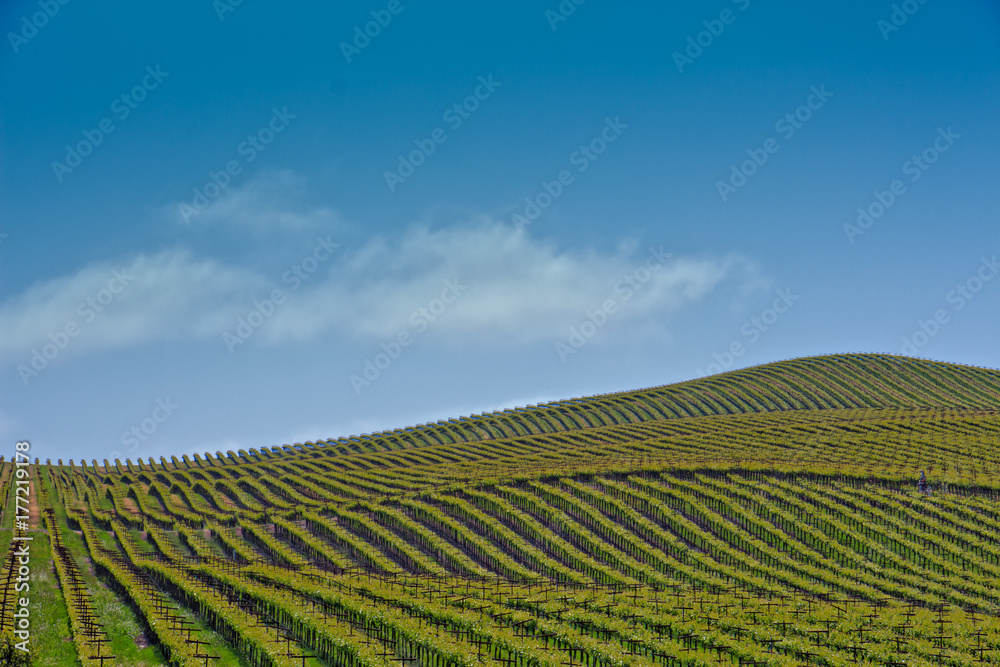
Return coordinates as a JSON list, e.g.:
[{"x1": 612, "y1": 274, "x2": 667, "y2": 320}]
[{"x1": 1, "y1": 0, "x2": 998, "y2": 465}]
